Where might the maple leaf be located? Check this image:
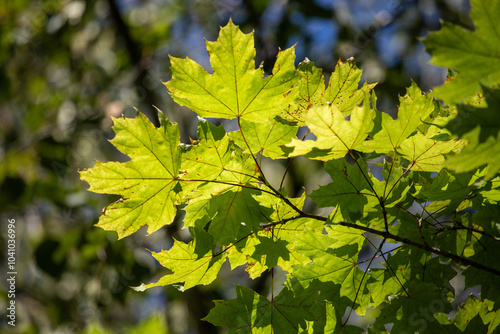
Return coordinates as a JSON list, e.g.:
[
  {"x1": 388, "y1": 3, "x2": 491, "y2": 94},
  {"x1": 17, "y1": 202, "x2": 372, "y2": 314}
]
[
  {"x1": 367, "y1": 248, "x2": 455, "y2": 308},
  {"x1": 397, "y1": 132, "x2": 465, "y2": 172},
  {"x1": 443, "y1": 87, "x2": 500, "y2": 179},
  {"x1": 134, "y1": 227, "x2": 226, "y2": 291},
  {"x1": 435, "y1": 295, "x2": 500, "y2": 333},
  {"x1": 284, "y1": 58, "x2": 375, "y2": 124},
  {"x1": 423, "y1": 0, "x2": 500, "y2": 104},
  {"x1": 309, "y1": 159, "x2": 379, "y2": 224},
  {"x1": 359, "y1": 83, "x2": 435, "y2": 154},
  {"x1": 204, "y1": 188, "x2": 273, "y2": 246},
  {"x1": 165, "y1": 19, "x2": 299, "y2": 123},
  {"x1": 225, "y1": 194, "x2": 321, "y2": 278},
  {"x1": 446, "y1": 86, "x2": 500, "y2": 141},
  {"x1": 445, "y1": 129, "x2": 500, "y2": 180},
  {"x1": 180, "y1": 118, "x2": 257, "y2": 198},
  {"x1": 228, "y1": 117, "x2": 298, "y2": 159},
  {"x1": 413, "y1": 168, "x2": 483, "y2": 219},
  {"x1": 79, "y1": 111, "x2": 182, "y2": 239},
  {"x1": 79, "y1": 11, "x2": 500, "y2": 334},
  {"x1": 290, "y1": 225, "x2": 370, "y2": 315},
  {"x1": 203, "y1": 281, "x2": 331, "y2": 333},
  {"x1": 283, "y1": 93, "x2": 375, "y2": 160},
  {"x1": 373, "y1": 281, "x2": 452, "y2": 333}
]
